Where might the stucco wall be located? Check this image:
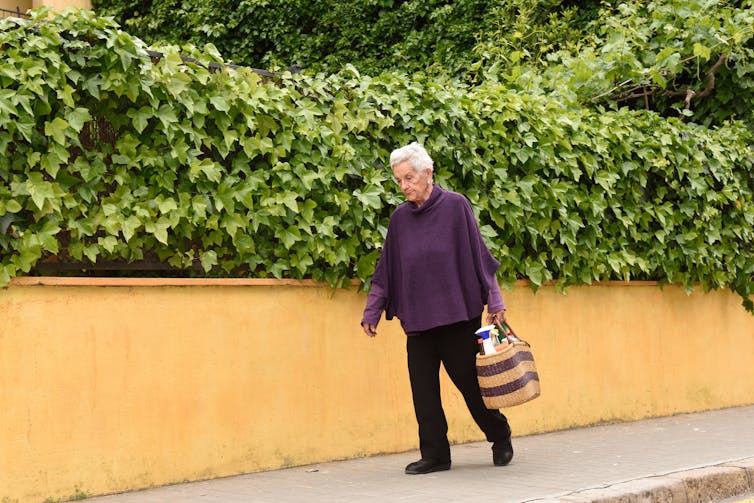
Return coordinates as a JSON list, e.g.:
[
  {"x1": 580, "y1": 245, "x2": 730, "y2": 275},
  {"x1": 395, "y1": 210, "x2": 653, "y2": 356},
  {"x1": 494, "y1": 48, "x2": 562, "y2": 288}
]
[
  {"x1": 1, "y1": 278, "x2": 753, "y2": 502},
  {"x1": 0, "y1": 0, "x2": 91, "y2": 12},
  {"x1": 33, "y1": 0, "x2": 91, "y2": 9},
  {"x1": 0, "y1": 0, "x2": 31, "y2": 12}
]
